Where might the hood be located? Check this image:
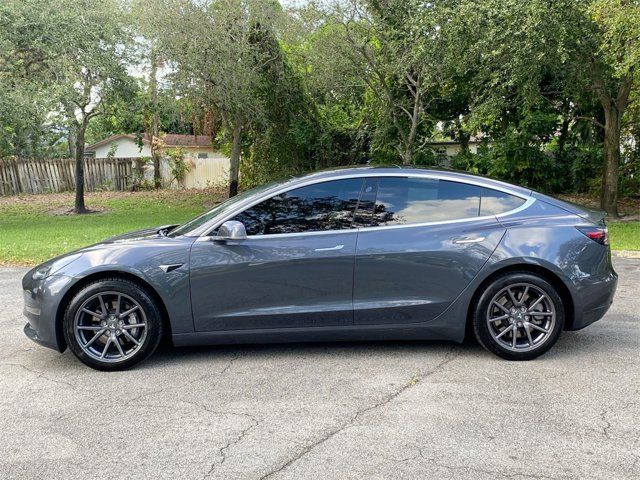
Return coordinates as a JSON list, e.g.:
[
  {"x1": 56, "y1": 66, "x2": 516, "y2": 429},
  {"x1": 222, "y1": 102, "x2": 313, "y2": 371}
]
[{"x1": 103, "y1": 224, "x2": 179, "y2": 243}]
